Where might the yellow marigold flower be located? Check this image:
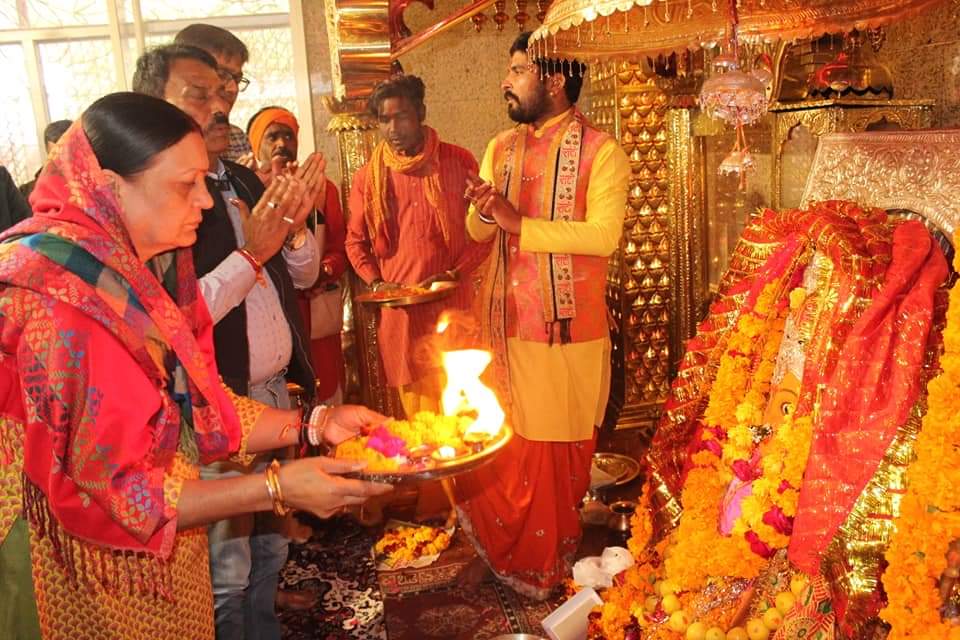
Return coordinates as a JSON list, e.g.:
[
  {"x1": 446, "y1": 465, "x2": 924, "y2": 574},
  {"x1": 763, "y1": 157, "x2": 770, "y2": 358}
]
[{"x1": 788, "y1": 287, "x2": 807, "y2": 310}]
